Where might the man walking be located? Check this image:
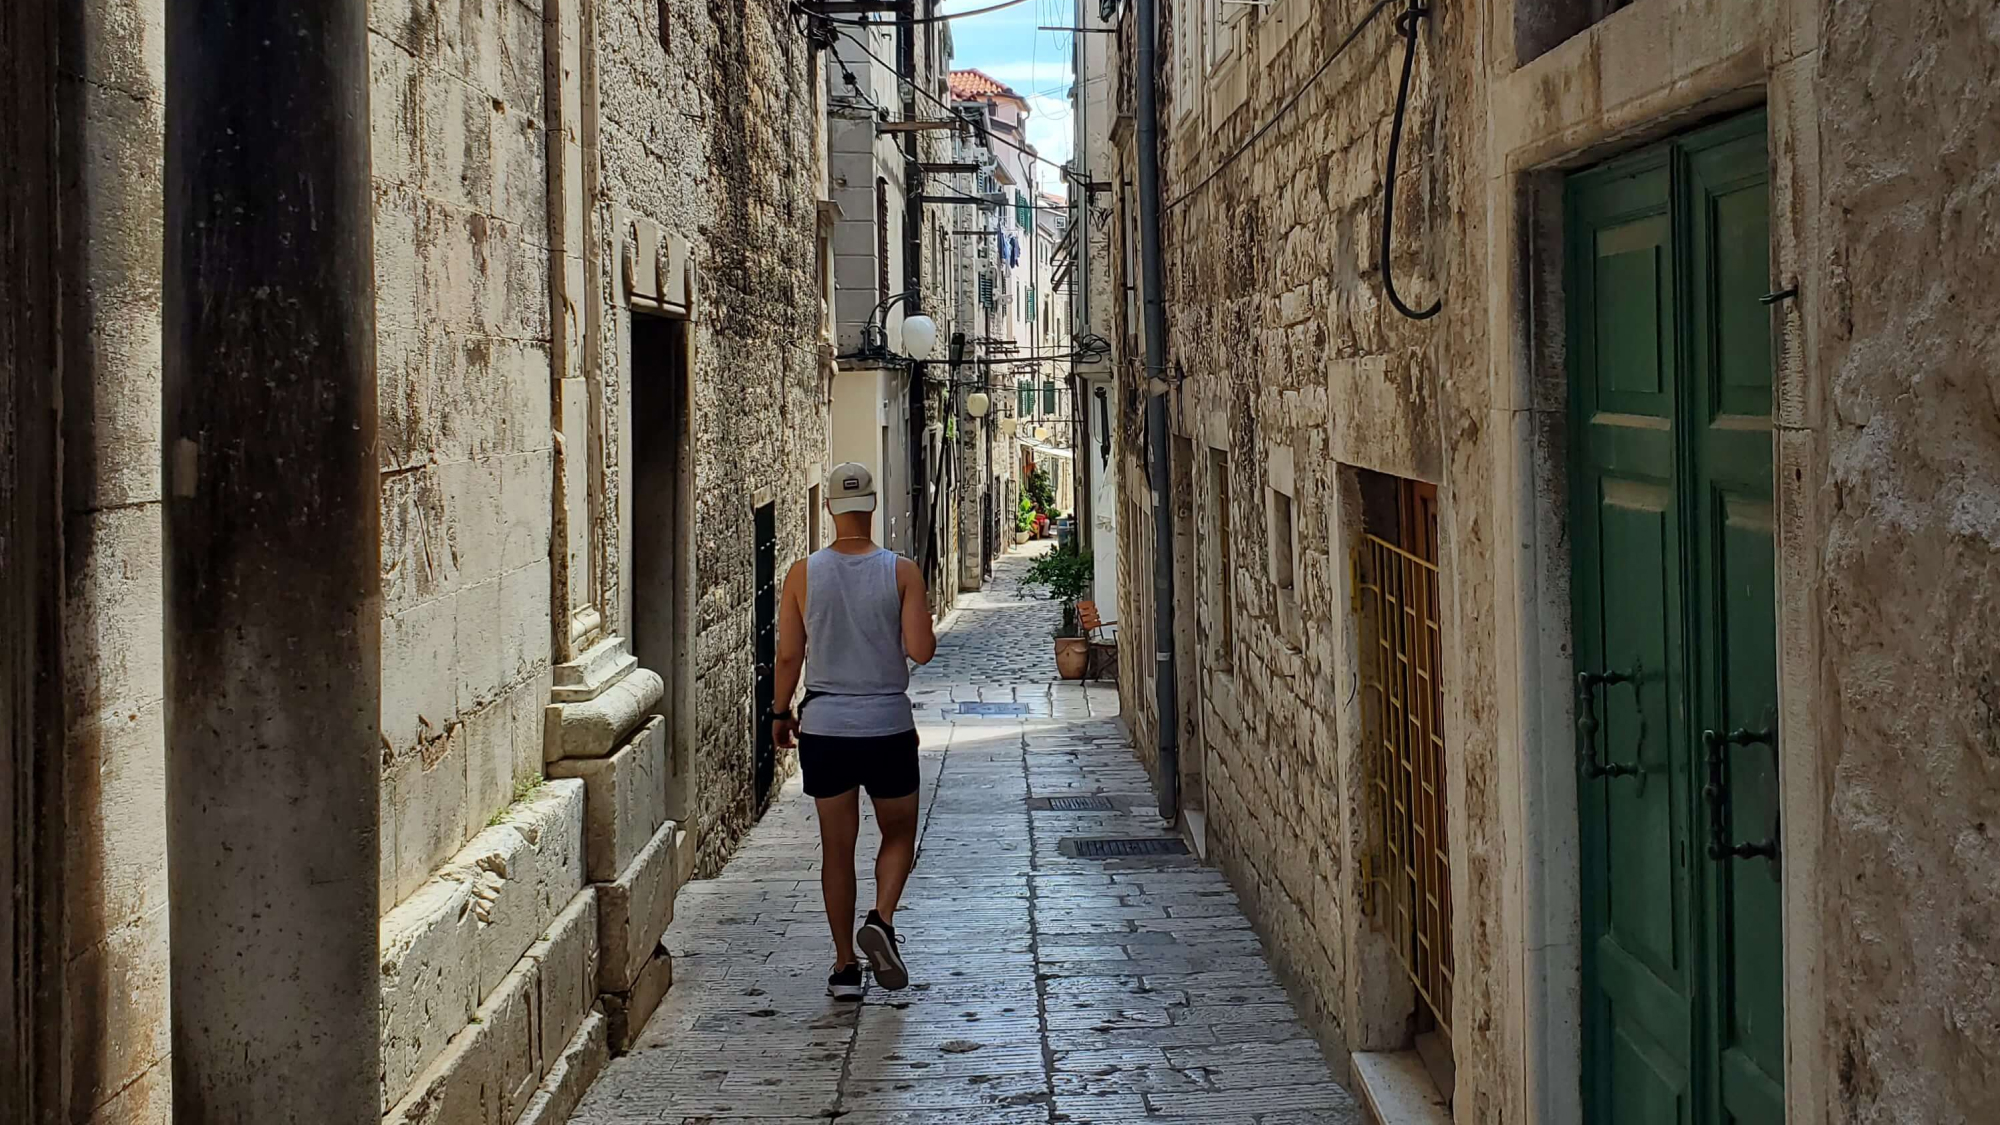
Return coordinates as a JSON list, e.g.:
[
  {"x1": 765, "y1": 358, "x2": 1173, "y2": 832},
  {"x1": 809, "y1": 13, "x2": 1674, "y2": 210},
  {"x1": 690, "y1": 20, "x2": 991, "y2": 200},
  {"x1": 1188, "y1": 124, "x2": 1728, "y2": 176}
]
[{"x1": 771, "y1": 462, "x2": 937, "y2": 1001}]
